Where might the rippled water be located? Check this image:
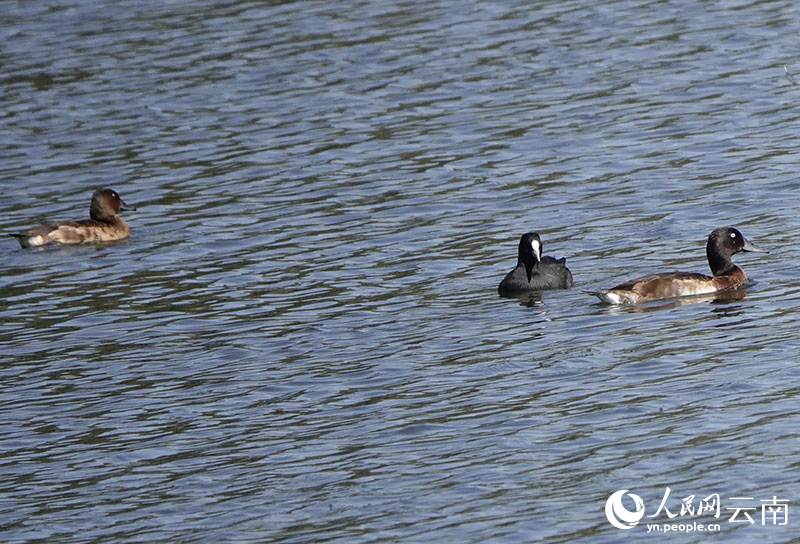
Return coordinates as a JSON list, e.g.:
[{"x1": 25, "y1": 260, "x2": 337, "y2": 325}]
[{"x1": 3, "y1": 0, "x2": 800, "y2": 542}]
